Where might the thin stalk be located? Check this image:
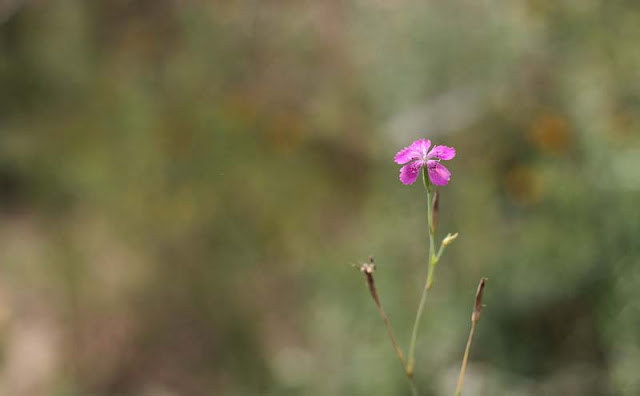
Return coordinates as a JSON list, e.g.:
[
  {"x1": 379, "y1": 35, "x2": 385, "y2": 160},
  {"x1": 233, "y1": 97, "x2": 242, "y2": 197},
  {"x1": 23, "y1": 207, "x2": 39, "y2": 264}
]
[
  {"x1": 407, "y1": 169, "x2": 437, "y2": 375},
  {"x1": 409, "y1": 378, "x2": 419, "y2": 396},
  {"x1": 454, "y1": 320, "x2": 476, "y2": 396},
  {"x1": 359, "y1": 260, "x2": 419, "y2": 394},
  {"x1": 360, "y1": 261, "x2": 407, "y2": 369},
  {"x1": 454, "y1": 278, "x2": 487, "y2": 396},
  {"x1": 406, "y1": 261, "x2": 434, "y2": 375}
]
